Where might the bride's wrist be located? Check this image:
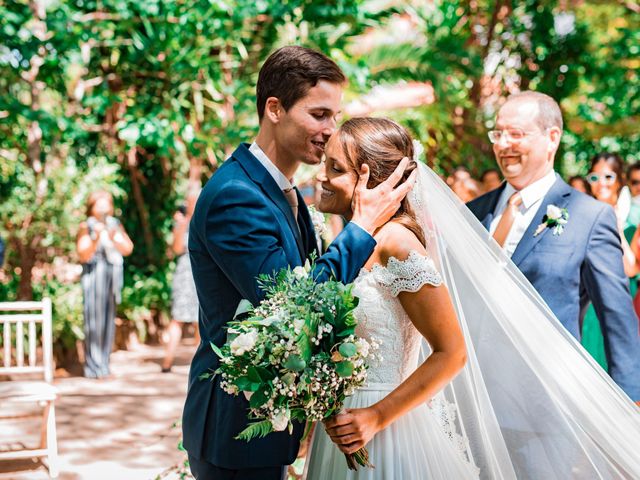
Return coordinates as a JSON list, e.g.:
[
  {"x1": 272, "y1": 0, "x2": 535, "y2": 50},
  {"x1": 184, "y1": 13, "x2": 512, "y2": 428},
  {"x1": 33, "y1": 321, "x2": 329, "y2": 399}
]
[{"x1": 369, "y1": 404, "x2": 387, "y2": 432}]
